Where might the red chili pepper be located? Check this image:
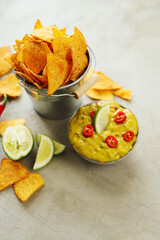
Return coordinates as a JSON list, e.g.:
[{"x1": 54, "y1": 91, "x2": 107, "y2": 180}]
[
  {"x1": 83, "y1": 124, "x2": 94, "y2": 137},
  {"x1": 106, "y1": 135, "x2": 118, "y2": 148},
  {"x1": 114, "y1": 107, "x2": 118, "y2": 111},
  {"x1": 123, "y1": 131, "x2": 134, "y2": 142},
  {"x1": 0, "y1": 94, "x2": 7, "y2": 117},
  {"x1": 115, "y1": 111, "x2": 126, "y2": 124},
  {"x1": 90, "y1": 110, "x2": 96, "y2": 118}
]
